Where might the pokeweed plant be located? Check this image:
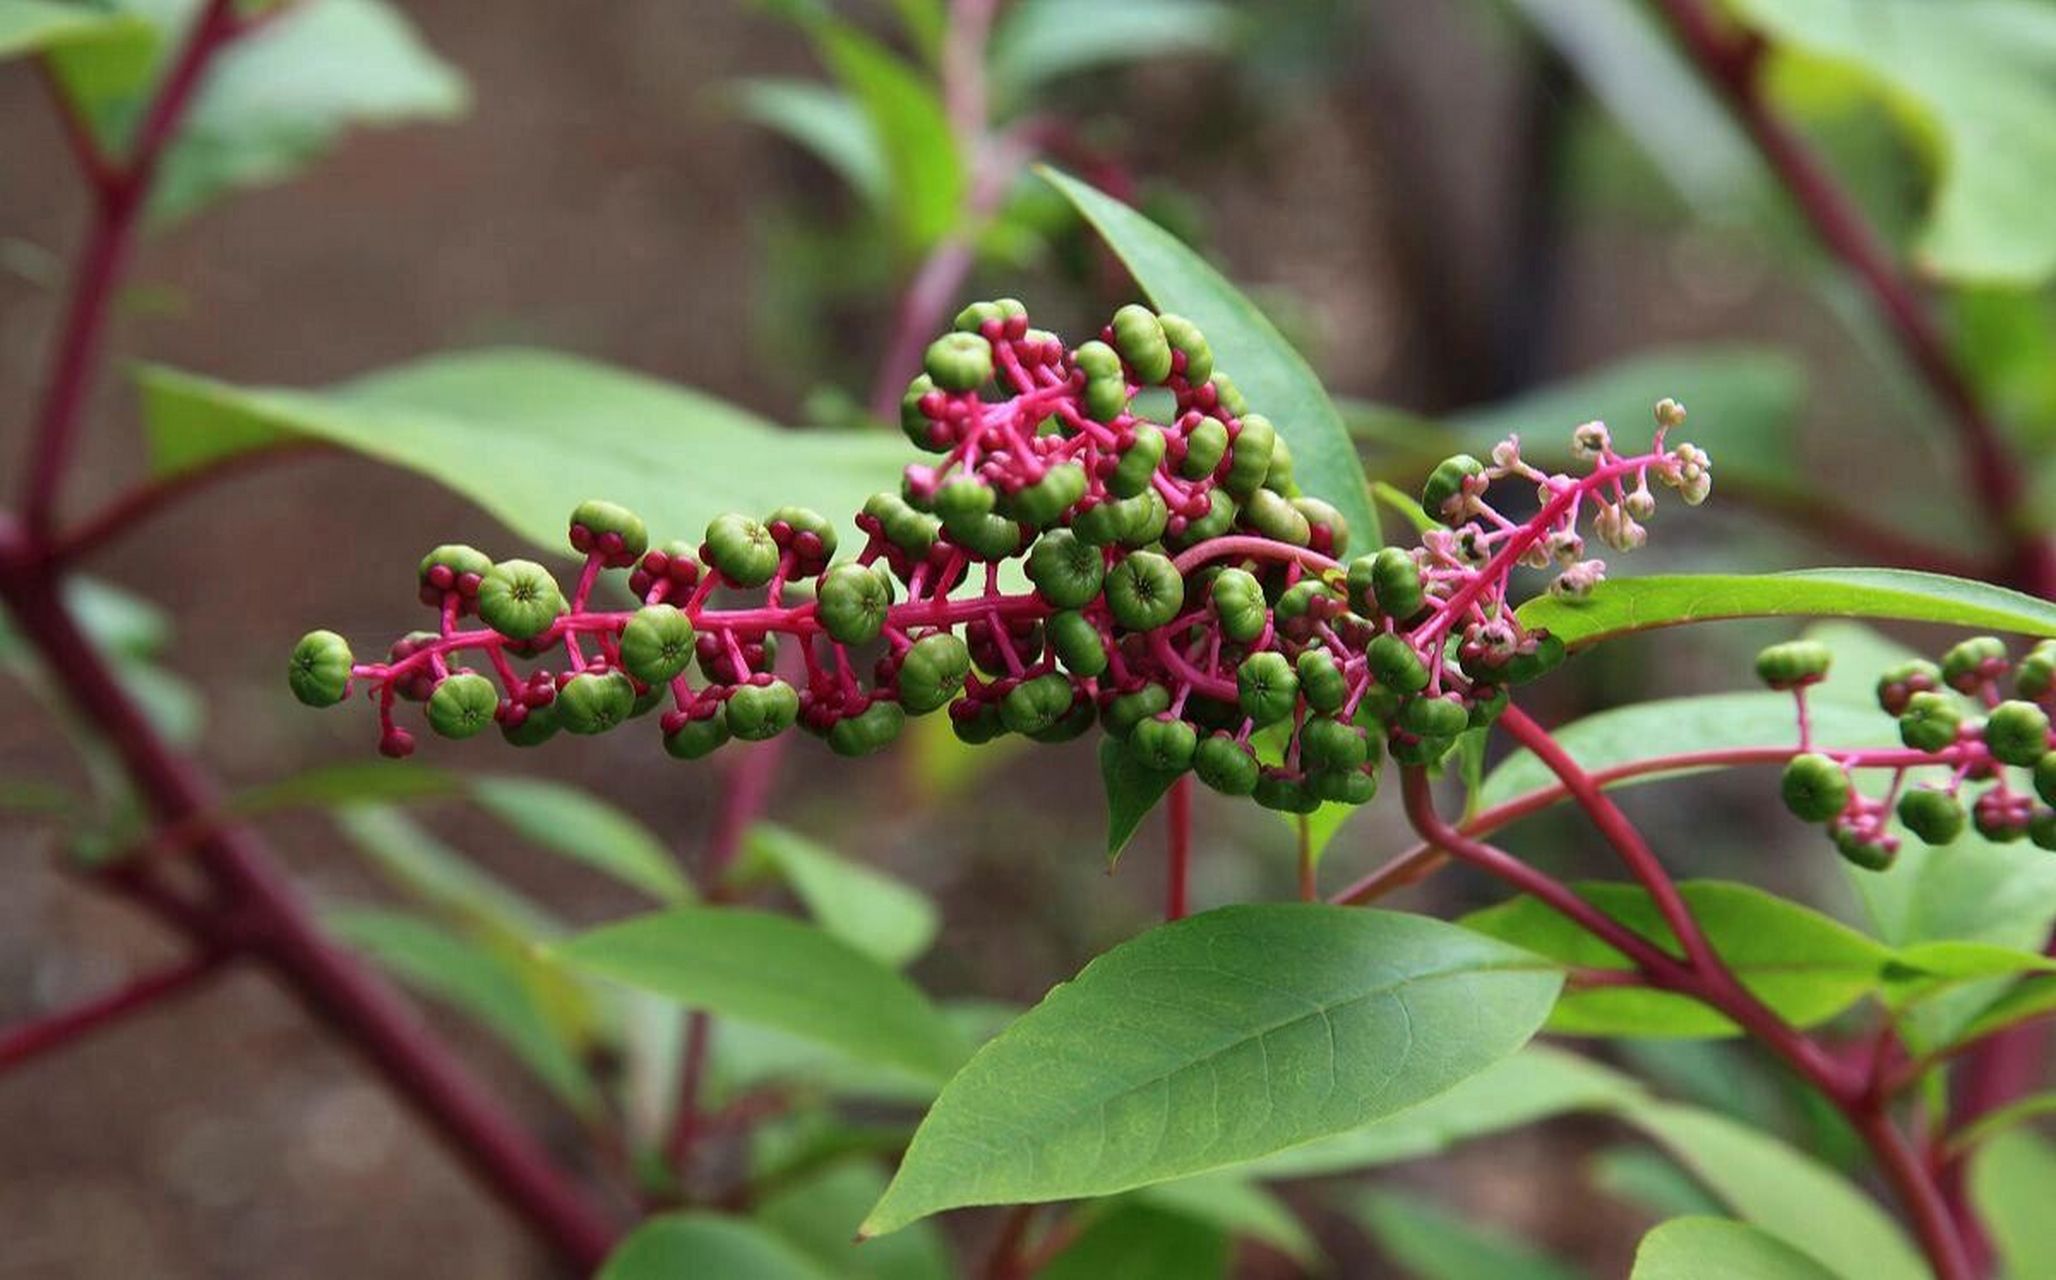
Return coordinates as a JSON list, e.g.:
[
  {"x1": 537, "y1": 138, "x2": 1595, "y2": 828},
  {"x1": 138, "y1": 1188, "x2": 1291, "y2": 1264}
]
[{"x1": 9, "y1": 2, "x2": 2056, "y2": 1280}]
